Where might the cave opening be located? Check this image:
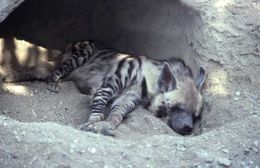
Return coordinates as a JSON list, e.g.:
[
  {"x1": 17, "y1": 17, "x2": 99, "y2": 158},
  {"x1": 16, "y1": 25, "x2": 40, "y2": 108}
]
[
  {"x1": 0, "y1": 0, "x2": 205, "y2": 136},
  {"x1": 0, "y1": 0, "x2": 202, "y2": 69}
]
